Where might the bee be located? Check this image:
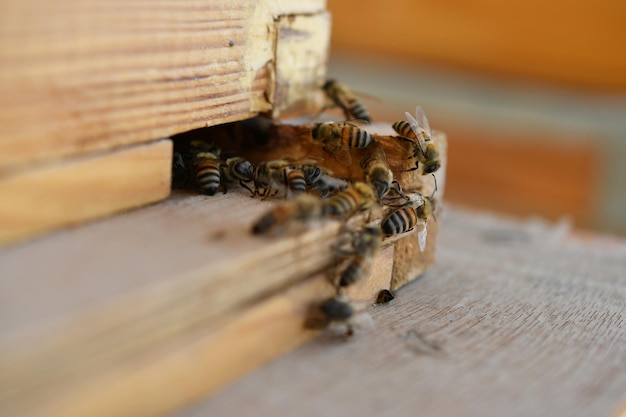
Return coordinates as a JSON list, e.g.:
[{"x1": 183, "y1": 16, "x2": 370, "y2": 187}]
[
  {"x1": 275, "y1": 158, "x2": 322, "y2": 197},
  {"x1": 251, "y1": 194, "x2": 324, "y2": 235},
  {"x1": 323, "y1": 182, "x2": 376, "y2": 218},
  {"x1": 337, "y1": 225, "x2": 382, "y2": 287},
  {"x1": 360, "y1": 147, "x2": 394, "y2": 200},
  {"x1": 190, "y1": 142, "x2": 255, "y2": 196},
  {"x1": 302, "y1": 165, "x2": 350, "y2": 198},
  {"x1": 375, "y1": 289, "x2": 395, "y2": 304},
  {"x1": 254, "y1": 158, "x2": 318, "y2": 199},
  {"x1": 221, "y1": 157, "x2": 255, "y2": 194},
  {"x1": 322, "y1": 79, "x2": 371, "y2": 123},
  {"x1": 381, "y1": 193, "x2": 436, "y2": 252},
  {"x1": 392, "y1": 106, "x2": 441, "y2": 177},
  {"x1": 192, "y1": 147, "x2": 223, "y2": 196},
  {"x1": 251, "y1": 159, "x2": 285, "y2": 198},
  {"x1": 172, "y1": 151, "x2": 192, "y2": 188},
  {"x1": 311, "y1": 122, "x2": 375, "y2": 166},
  {"x1": 319, "y1": 295, "x2": 355, "y2": 337}
]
